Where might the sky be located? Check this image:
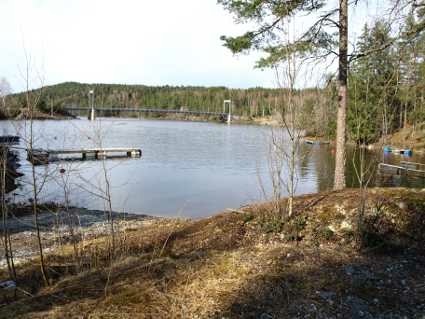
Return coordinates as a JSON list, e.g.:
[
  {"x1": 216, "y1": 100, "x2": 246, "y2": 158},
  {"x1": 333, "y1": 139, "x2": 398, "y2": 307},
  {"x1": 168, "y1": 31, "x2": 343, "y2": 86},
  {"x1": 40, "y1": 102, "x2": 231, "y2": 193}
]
[{"x1": 0, "y1": 0, "x2": 391, "y2": 92}]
